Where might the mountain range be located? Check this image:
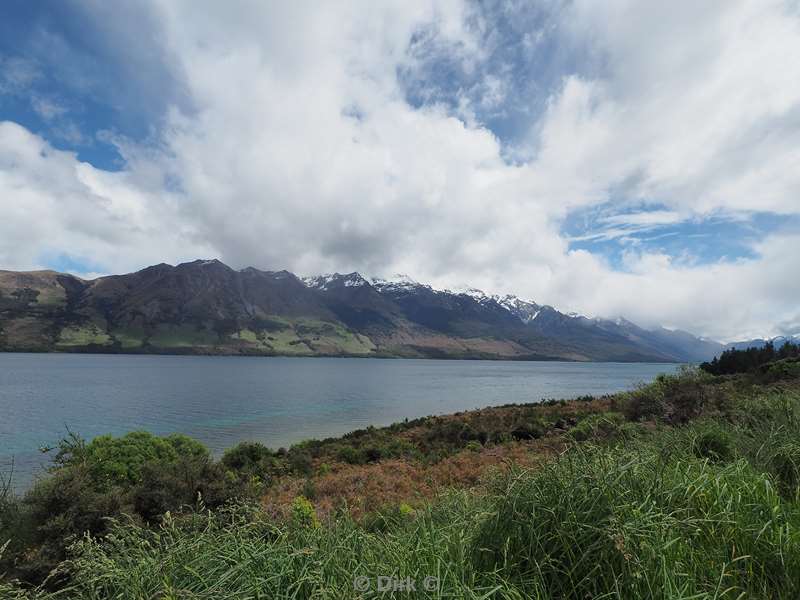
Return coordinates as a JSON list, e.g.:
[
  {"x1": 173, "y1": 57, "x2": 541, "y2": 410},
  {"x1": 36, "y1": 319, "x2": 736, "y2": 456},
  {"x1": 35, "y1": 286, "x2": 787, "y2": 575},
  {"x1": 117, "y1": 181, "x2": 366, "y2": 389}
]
[{"x1": 0, "y1": 259, "x2": 730, "y2": 362}]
